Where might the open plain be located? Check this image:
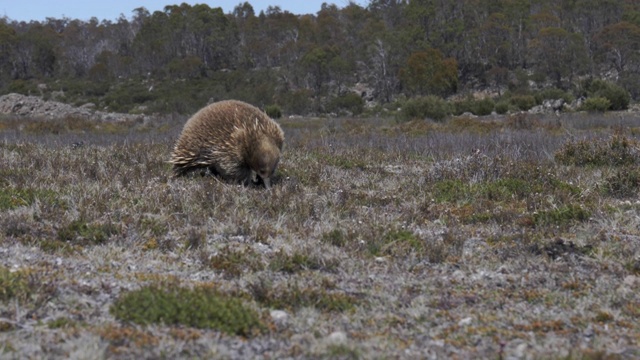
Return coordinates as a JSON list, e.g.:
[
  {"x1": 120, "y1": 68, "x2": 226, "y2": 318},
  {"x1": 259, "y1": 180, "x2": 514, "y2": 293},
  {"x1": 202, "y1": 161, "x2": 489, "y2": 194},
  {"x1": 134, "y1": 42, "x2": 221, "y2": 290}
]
[{"x1": 1, "y1": 111, "x2": 640, "y2": 359}]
